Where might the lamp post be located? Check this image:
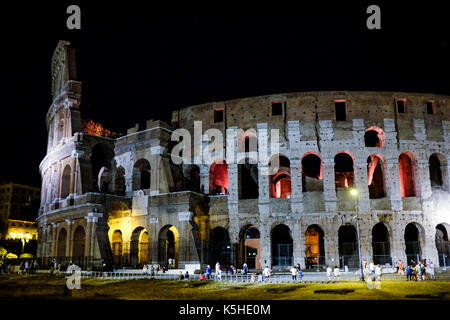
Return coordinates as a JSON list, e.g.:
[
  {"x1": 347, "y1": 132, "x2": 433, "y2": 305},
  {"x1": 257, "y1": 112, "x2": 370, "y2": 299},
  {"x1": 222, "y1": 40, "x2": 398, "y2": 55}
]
[{"x1": 350, "y1": 187, "x2": 365, "y2": 281}]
